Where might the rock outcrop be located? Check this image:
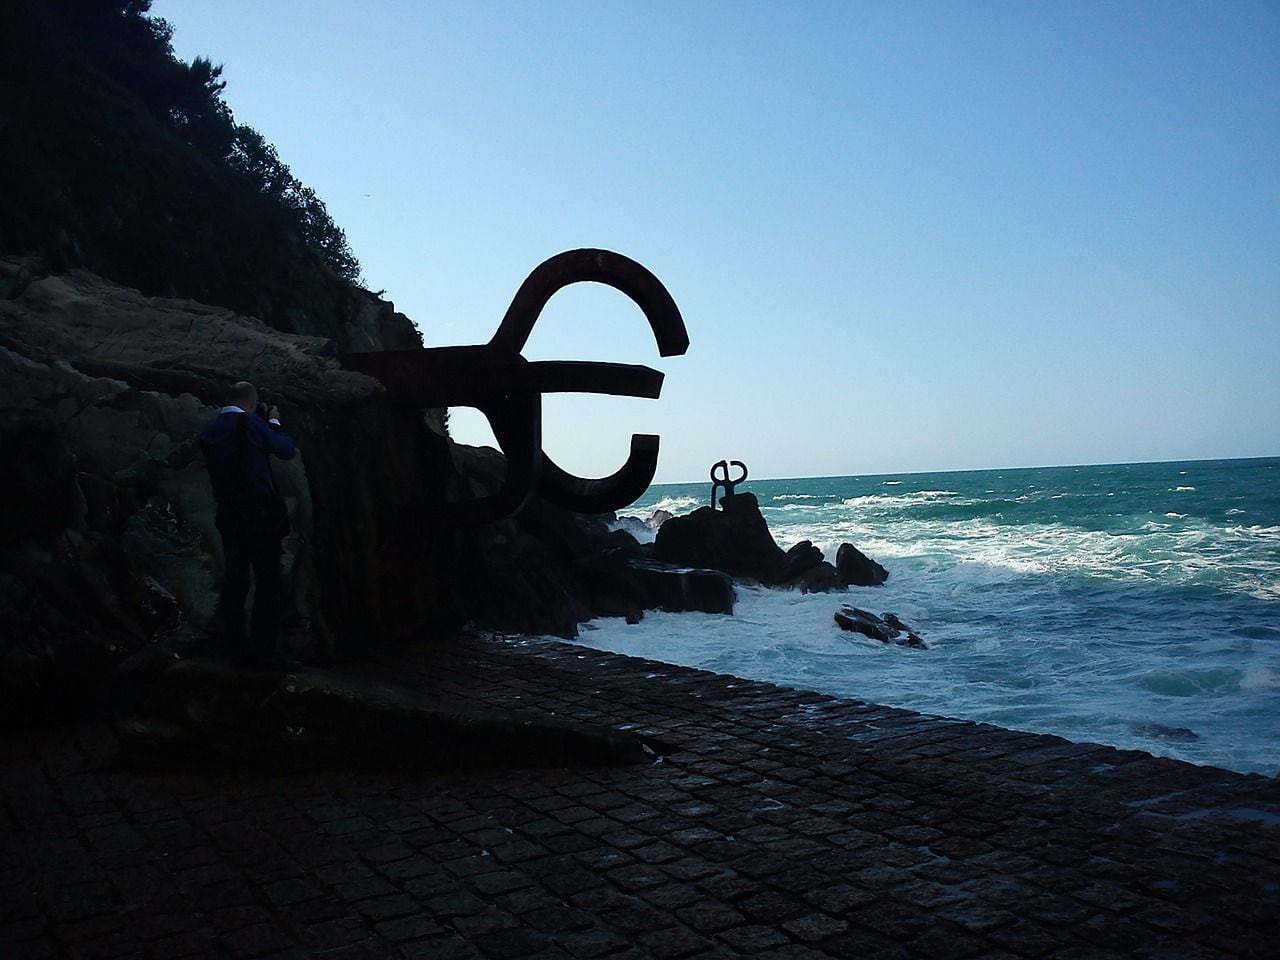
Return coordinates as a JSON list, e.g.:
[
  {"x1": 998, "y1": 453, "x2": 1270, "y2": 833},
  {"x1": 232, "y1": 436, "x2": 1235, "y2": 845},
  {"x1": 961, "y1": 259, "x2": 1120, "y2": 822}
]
[
  {"x1": 652, "y1": 491, "x2": 884, "y2": 594},
  {"x1": 654, "y1": 493, "x2": 785, "y2": 582},
  {"x1": 834, "y1": 606, "x2": 927, "y2": 648},
  {"x1": 0, "y1": 259, "x2": 687, "y2": 725},
  {"x1": 835, "y1": 542, "x2": 889, "y2": 586}
]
